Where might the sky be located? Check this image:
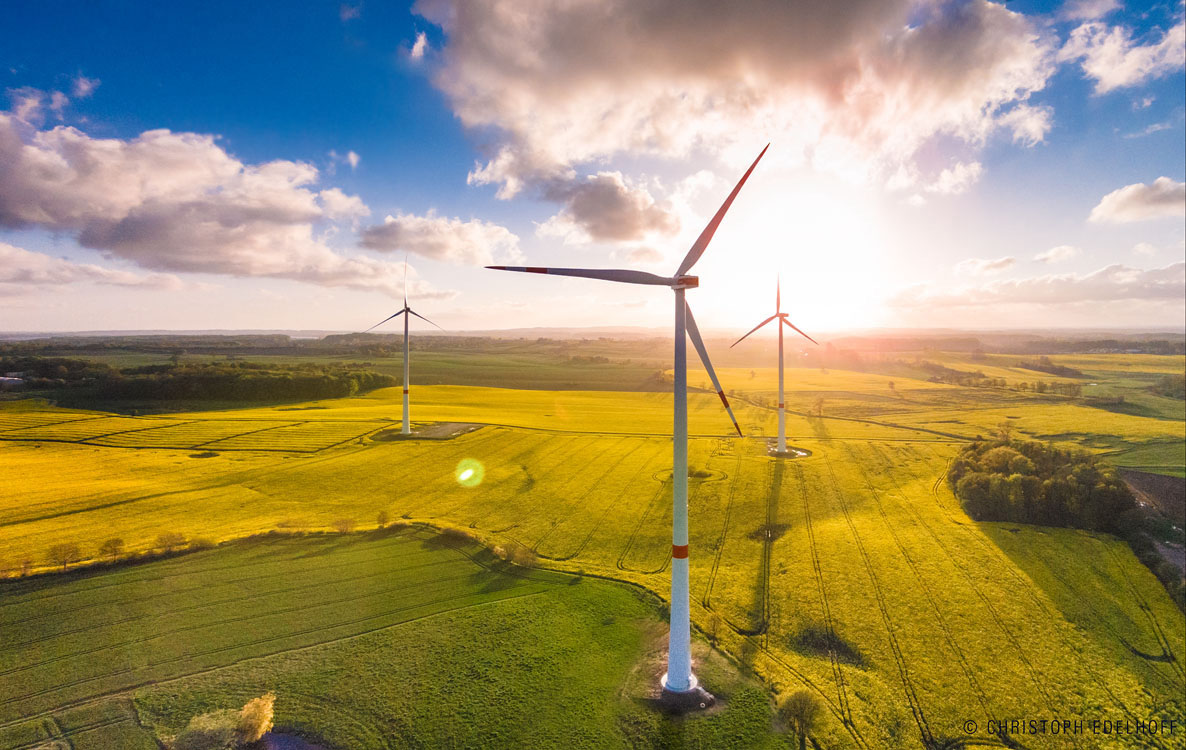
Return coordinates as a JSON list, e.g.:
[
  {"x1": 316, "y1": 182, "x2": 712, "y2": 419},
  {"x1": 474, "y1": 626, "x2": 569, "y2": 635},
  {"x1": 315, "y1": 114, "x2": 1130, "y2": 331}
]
[{"x1": 0, "y1": 0, "x2": 1183, "y2": 334}]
